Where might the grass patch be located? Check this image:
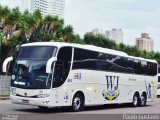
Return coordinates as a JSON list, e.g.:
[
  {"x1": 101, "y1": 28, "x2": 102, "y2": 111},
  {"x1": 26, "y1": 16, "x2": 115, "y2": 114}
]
[
  {"x1": 0, "y1": 94, "x2": 9, "y2": 100},
  {"x1": 0, "y1": 95, "x2": 9, "y2": 97}
]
